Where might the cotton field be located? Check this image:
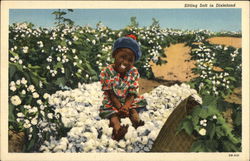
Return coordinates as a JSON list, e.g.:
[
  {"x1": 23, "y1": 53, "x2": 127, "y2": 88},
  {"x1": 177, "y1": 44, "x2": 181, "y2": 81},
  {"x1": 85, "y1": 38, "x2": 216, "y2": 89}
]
[{"x1": 38, "y1": 82, "x2": 201, "y2": 152}]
